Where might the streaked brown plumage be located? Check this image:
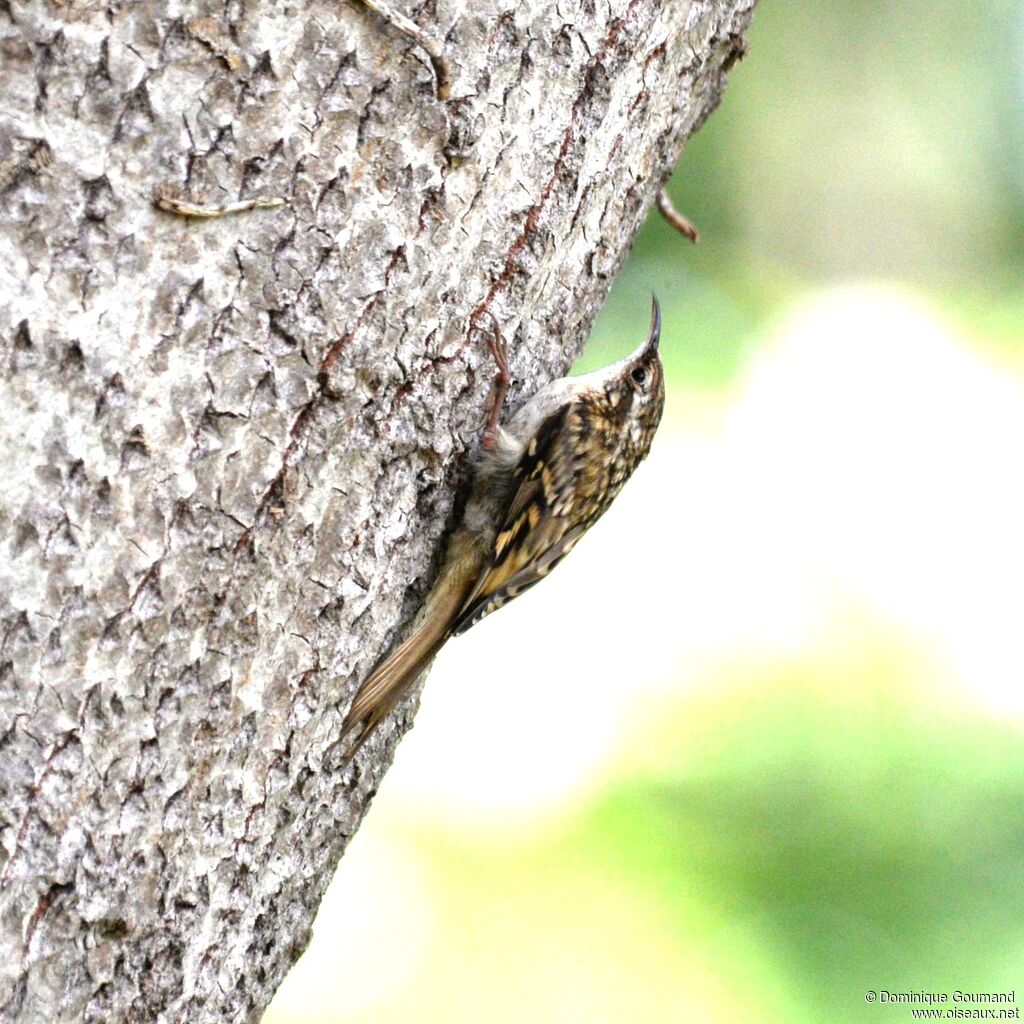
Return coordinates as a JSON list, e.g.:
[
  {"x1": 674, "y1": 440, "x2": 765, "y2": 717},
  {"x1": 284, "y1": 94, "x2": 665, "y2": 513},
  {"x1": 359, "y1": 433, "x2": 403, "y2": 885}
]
[{"x1": 340, "y1": 297, "x2": 666, "y2": 761}]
